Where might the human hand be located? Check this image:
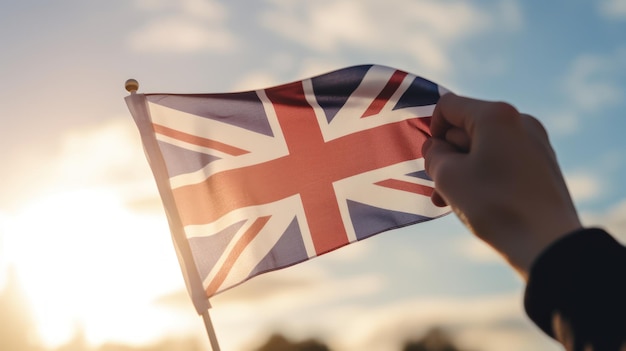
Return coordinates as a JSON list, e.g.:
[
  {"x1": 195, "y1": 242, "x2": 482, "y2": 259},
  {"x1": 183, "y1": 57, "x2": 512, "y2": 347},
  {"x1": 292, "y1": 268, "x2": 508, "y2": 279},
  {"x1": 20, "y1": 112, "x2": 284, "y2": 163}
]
[{"x1": 422, "y1": 94, "x2": 582, "y2": 280}]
